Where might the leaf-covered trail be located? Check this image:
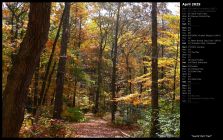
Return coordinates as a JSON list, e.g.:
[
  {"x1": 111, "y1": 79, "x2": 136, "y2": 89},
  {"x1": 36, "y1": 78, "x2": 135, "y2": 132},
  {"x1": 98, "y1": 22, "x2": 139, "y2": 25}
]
[{"x1": 65, "y1": 113, "x2": 138, "y2": 138}]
